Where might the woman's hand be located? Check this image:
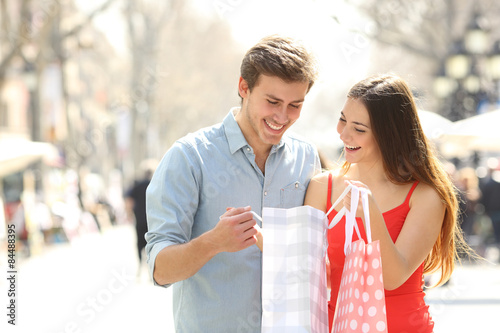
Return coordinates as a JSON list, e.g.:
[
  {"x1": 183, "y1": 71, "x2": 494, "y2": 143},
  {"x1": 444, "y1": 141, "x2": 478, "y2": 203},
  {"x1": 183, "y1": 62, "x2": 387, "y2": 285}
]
[{"x1": 343, "y1": 180, "x2": 373, "y2": 219}]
